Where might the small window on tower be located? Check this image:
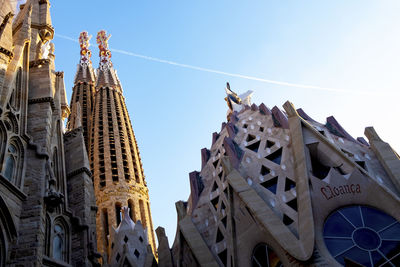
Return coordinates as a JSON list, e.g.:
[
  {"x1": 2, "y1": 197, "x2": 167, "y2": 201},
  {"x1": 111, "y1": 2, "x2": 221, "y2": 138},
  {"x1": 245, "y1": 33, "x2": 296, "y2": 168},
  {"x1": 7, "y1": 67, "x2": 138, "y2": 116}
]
[{"x1": 115, "y1": 203, "x2": 122, "y2": 226}]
